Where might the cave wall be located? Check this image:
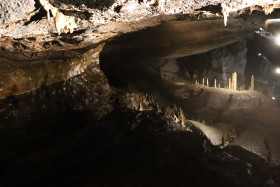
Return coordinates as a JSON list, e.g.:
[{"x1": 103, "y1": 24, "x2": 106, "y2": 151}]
[
  {"x1": 245, "y1": 43, "x2": 280, "y2": 96},
  {"x1": 176, "y1": 41, "x2": 248, "y2": 87},
  {"x1": 0, "y1": 50, "x2": 112, "y2": 128}
]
